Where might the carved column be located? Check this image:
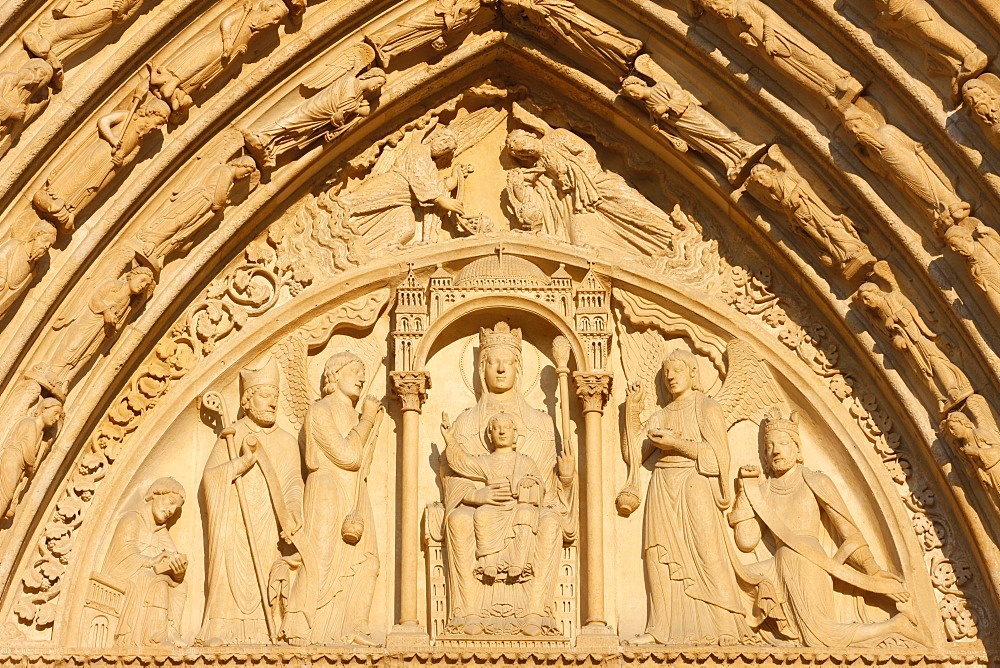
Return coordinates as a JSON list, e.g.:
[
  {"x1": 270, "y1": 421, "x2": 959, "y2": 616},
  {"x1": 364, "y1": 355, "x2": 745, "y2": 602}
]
[
  {"x1": 389, "y1": 369, "x2": 431, "y2": 645},
  {"x1": 573, "y1": 371, "x2": 615, "y2": 644}
]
